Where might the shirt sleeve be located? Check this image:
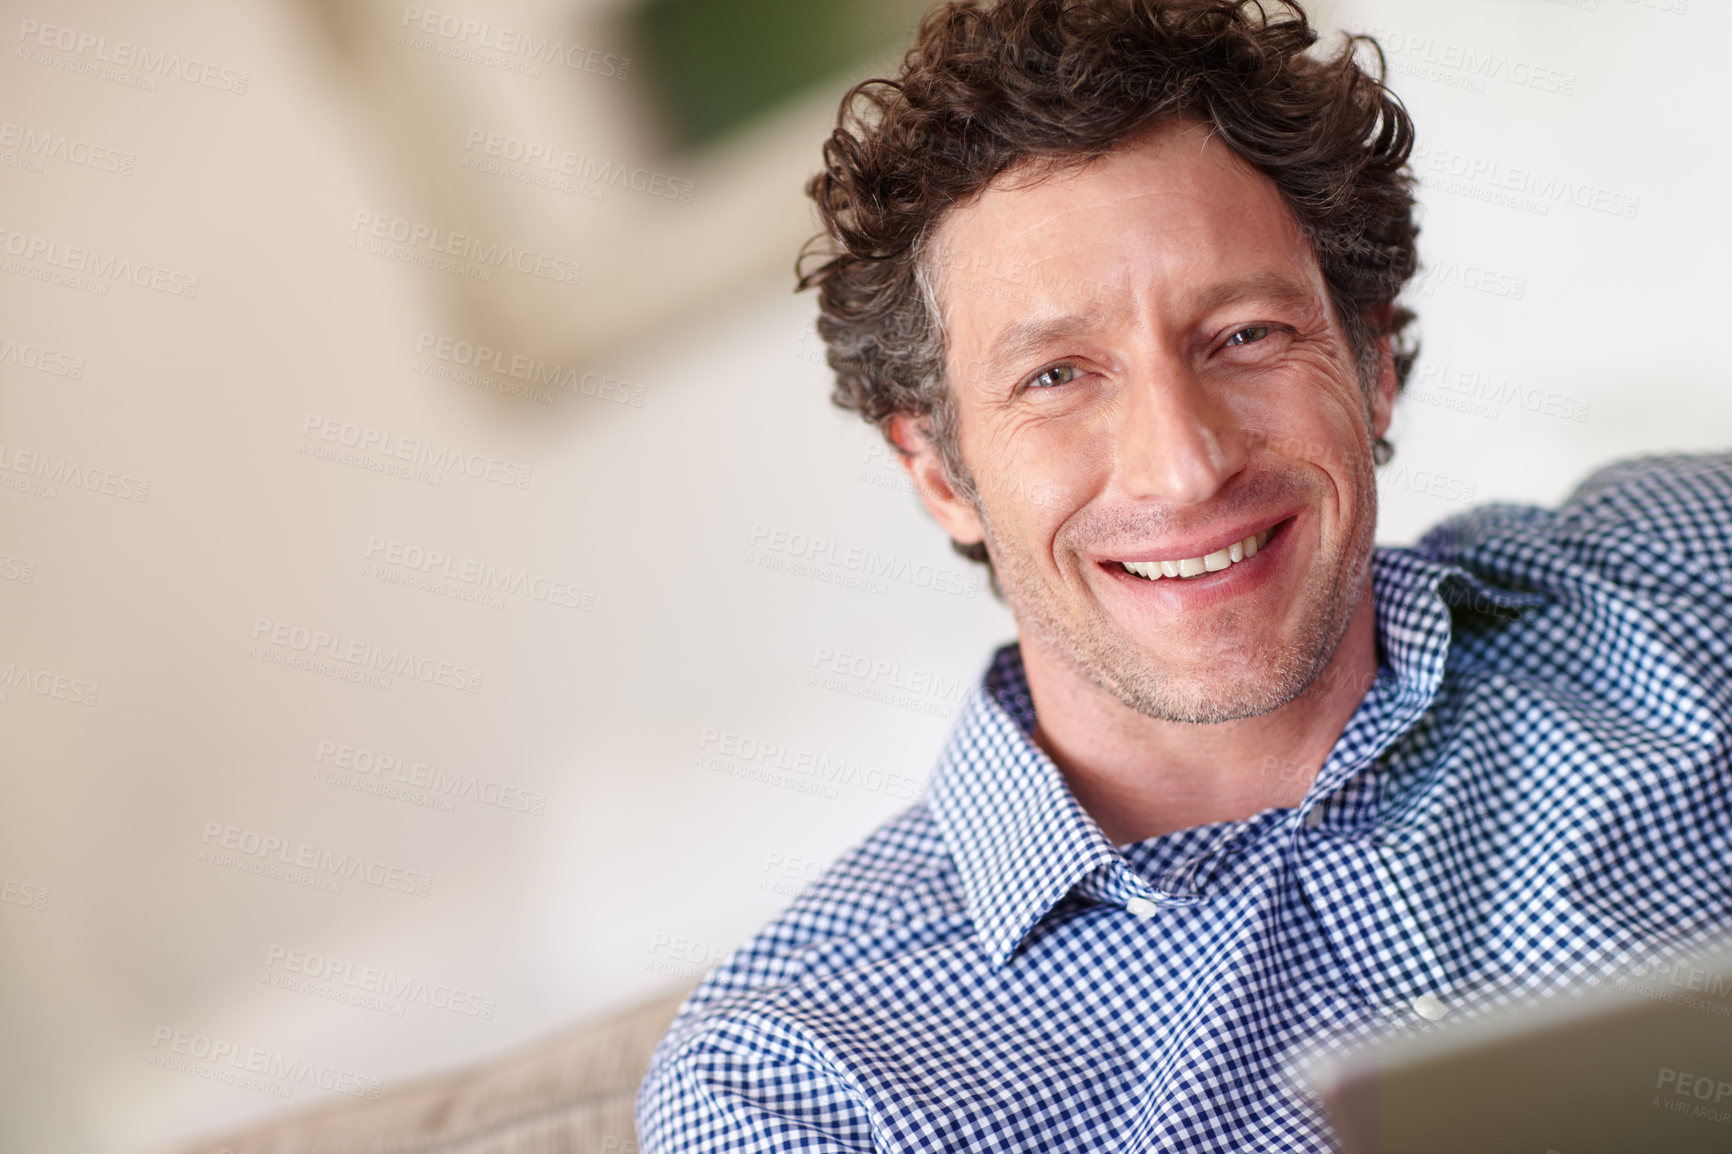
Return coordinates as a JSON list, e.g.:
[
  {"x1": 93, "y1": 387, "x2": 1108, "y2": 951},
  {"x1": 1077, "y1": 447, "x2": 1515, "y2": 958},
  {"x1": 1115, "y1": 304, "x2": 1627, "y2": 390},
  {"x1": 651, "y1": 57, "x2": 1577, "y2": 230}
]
[
  {"x1": 637, "y1": 1012, "x2": 876, "y2": 1154},
  {"x1": 1557, "y1": 452, "x2": 1732, "y2": 589}
]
